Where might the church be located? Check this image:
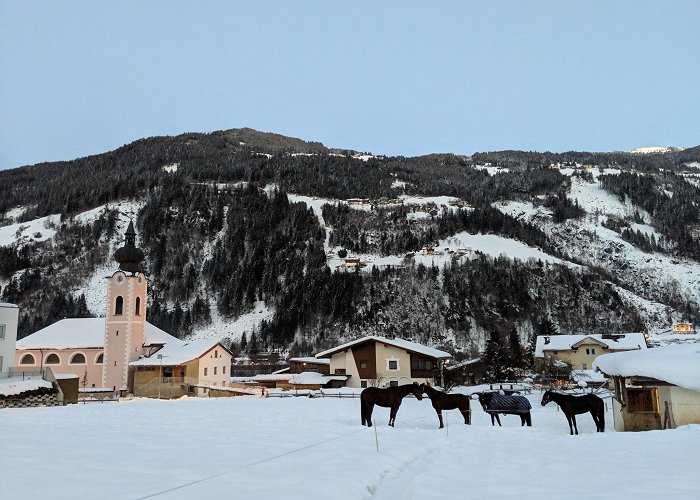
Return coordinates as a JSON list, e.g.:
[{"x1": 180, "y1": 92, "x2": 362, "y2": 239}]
[{"x1": 15, "y1": 222, "x2": 232, "y2": 396}]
